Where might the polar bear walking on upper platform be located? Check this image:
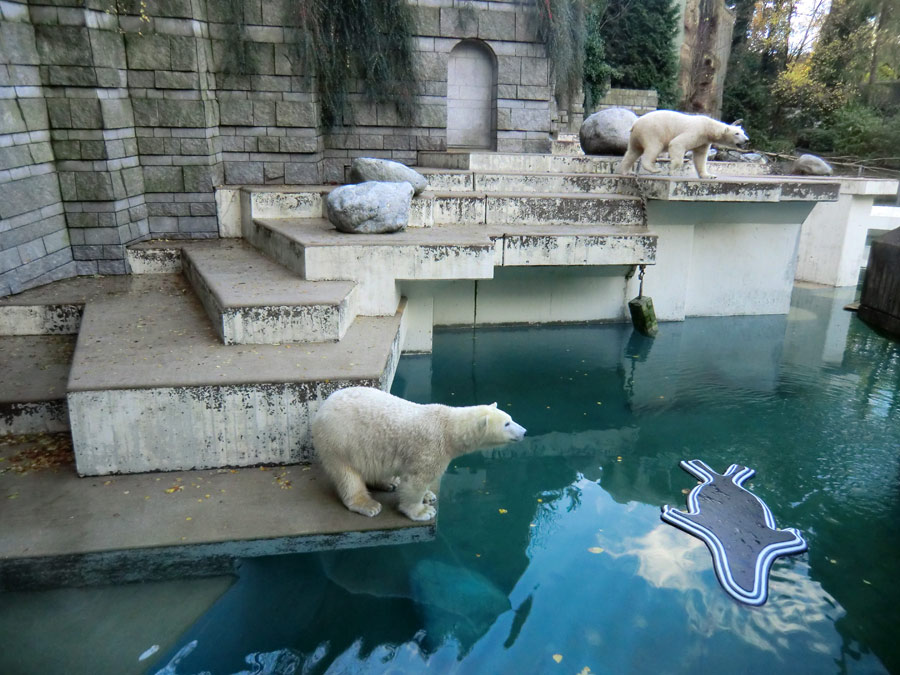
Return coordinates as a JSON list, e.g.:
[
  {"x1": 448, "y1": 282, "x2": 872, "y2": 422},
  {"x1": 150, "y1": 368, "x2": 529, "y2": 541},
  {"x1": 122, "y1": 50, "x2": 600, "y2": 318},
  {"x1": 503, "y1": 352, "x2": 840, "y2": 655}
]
[
  {"x1": 617, "y1": 110, "x2": 749, "y2": 180},
  {"x1": 312, "y1": 387, "x2": 526, "y2": 522}
]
